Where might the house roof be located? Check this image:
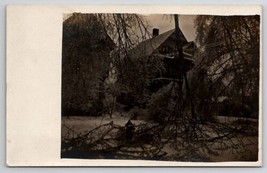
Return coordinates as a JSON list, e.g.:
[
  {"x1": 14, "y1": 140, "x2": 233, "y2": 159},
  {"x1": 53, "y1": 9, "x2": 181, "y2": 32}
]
[{"x1": 128, "y1": 28, "x2": 194, "y2": 60}]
